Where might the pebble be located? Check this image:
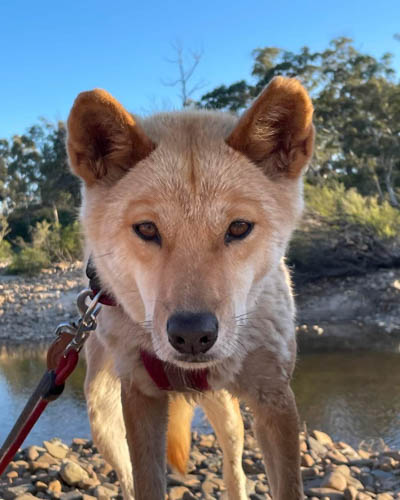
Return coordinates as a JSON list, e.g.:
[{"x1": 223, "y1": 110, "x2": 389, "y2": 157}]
[
  {"x1": 44, "y1": 440, "x2": 69, "y2": 460},
  {"x1": 60, "y1": 460, "x2": 89, "y2": 486},
  {"x1": 0, "y1": 414, "x2": 399, "y2": 499},
  {"x1": 321, "y1": 470, "x2": 348, "y2": 491}
]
